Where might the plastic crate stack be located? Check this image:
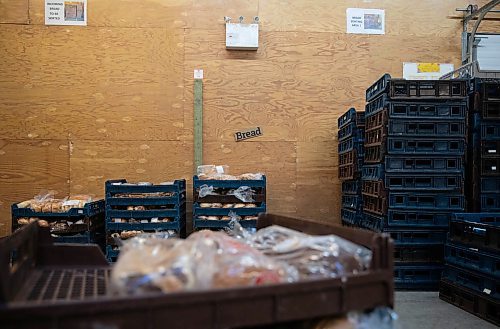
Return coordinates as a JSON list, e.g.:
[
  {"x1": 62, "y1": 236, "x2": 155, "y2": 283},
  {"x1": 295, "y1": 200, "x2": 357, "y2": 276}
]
[
  {"x1": 440, "y1": 213, "x2": 500, "y2": 327},
  {"x1": 362, "y1": 74, "x2": 469, "y2": 290},
  {"x1": 105, "y1": 179, "x2": 187, "y2": 262},
  {"x1": 193, "y1": 175, "x2": 266, "y2": 230},
  {"x1": 11, "y1": 200, "x2": 105, "y2": 246},
  {"x1": 338, "y1": 108, "x2": 365, "y2": 228},
  {"x1": 469, "y1": 78, "x2": 500, "y2": 212}
]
